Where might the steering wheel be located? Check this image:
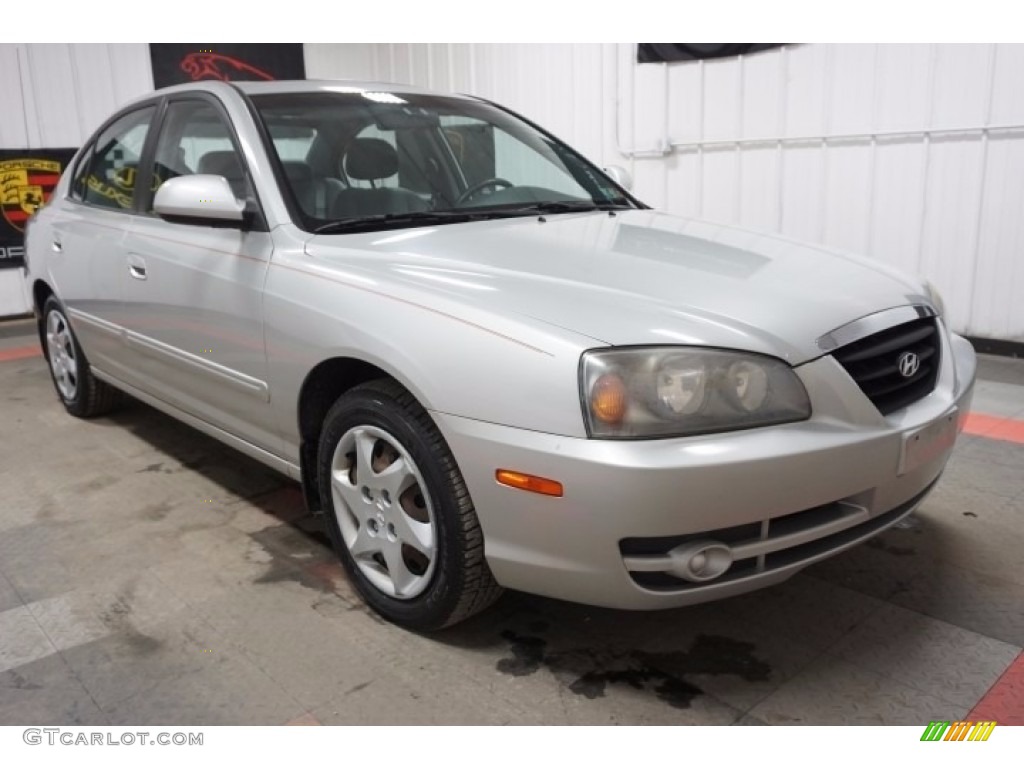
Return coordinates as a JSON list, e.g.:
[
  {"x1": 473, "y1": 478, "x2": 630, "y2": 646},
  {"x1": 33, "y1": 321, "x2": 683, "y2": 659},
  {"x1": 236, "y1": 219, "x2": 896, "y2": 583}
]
[{"x1": 455, "y1": 177, "x2": 513, "y2": 206}]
